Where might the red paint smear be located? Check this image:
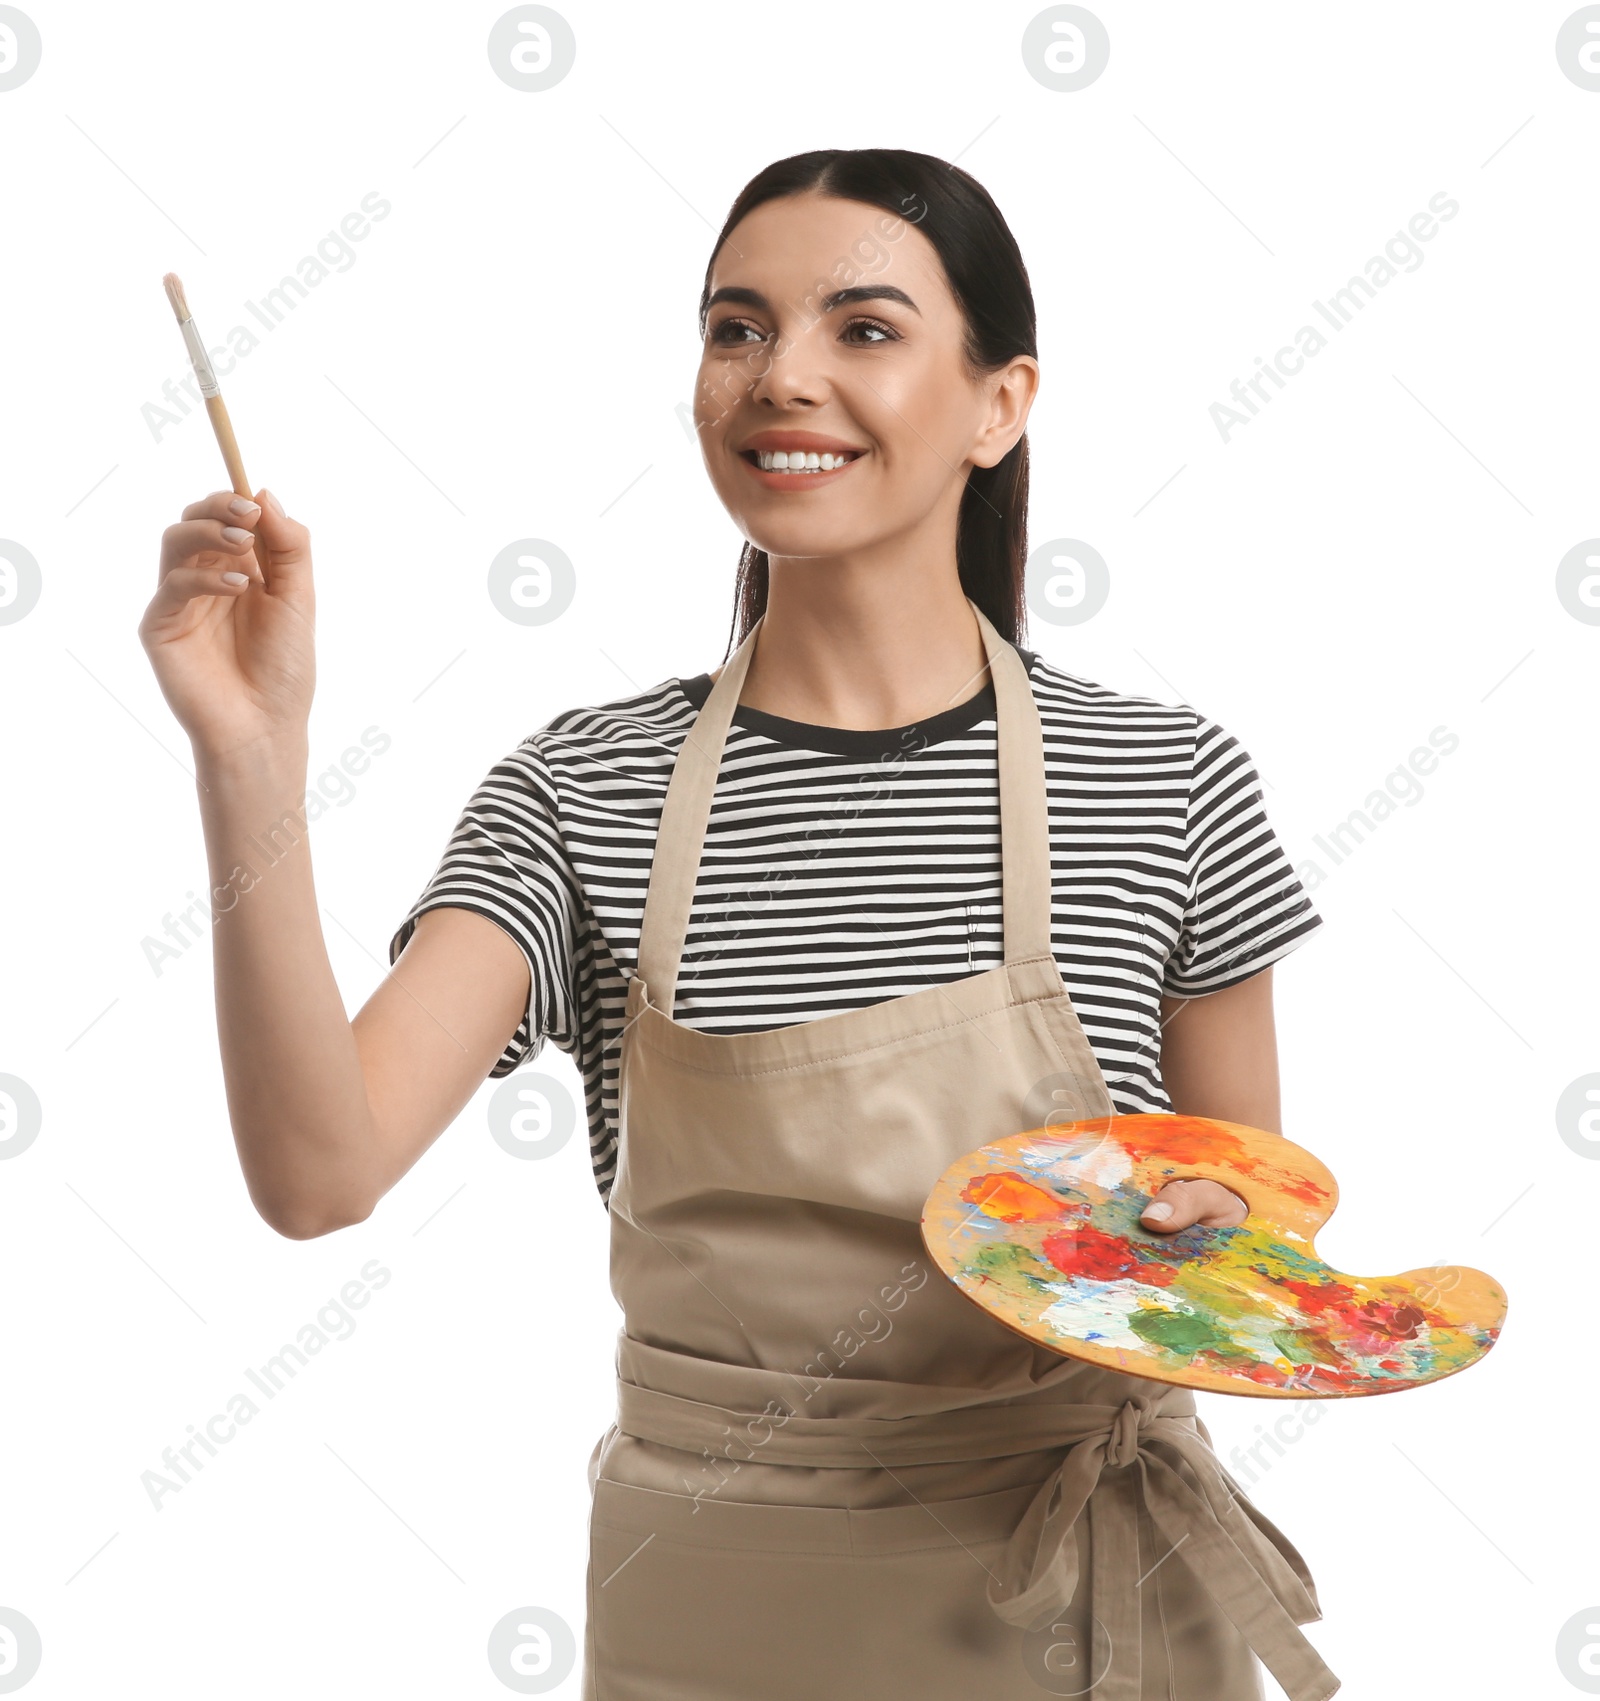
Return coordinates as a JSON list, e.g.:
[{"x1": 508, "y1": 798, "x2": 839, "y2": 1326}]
[
  {"x1": 1357, "y1": 1300, "x2": 1428, "y2": 1341},
  {"x1": 1266, "y1": 1279, "x2": 1435, "y2": 1340},
  {"x1": 1295, "y1": 1366, "x2": 1362, "y2": 1392},
  {"x1": 1210, "y1": 1354, "x2": 1367, "y2": 1394},
  {"x1": 1040, "y1": 1225, "x2": 1179, "y2": 1286},
  {"x1": 1273, "y1": 1276, "x2": 1360, "y2": 1319},
  {"x1": 1228, "y1": 1359, "x2": 1295, "y2": 1389},
  {"x1": 960, "y1": 1171, "x2": 1072, "y2": 1223},
  {"x1": 1254, "y1": 1168, "x2": 1329, "y2": 1207}
]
